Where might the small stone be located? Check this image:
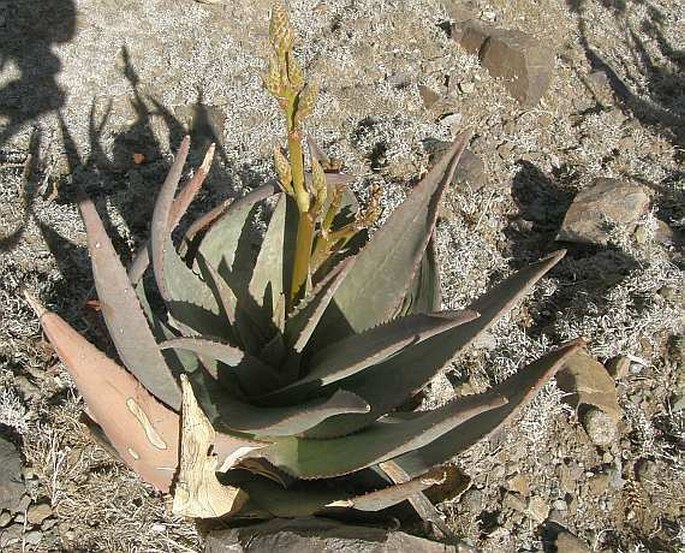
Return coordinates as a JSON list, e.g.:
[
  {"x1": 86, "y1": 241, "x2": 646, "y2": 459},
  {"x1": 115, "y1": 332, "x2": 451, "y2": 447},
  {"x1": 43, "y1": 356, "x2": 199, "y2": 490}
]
[
  {"x1": 461, "y1": 488, "x2": 483, "y2": 512},
  {"x1": 526, "y1": 495, "x2": 549, "y2": 522},
  {"x1": 552, "y1": 498, "x2": 568, "y2": 511},
  {"x1": 27, "y1": 503, "x2": 52, "y2": 525},
  {"x1": 555, "y1": 530, "x2": 592, "y2": 553},
  {"x1": 24, "y1": 530, "x2": 42, "y2": 546},
  {"x1": 502, "y1": 491, "x2": 527, "y2": 513},
  {"x1": 419, "y1": 85, "x2": 441, "y2": 109},
  {"x1": 456, "y1": 19, "x2": 492, "y2": 54},
  {"x1": 588, "y1": 473, "x2": 611, "y2": 495},
  {"x1": 454, "y1": 149, "x2": 486, "y2": 191},
  {"x1": 0, "y1": 511, "x2": 11, "y2": 527},
  {"x1": 654, "y1": 219, "x2": 680, "y2": 246},
  {"x1": 635, "y1": 458, "x2": 658, "y2": 483},
  {"x1": 605, "y1": 356, "x2": 630, "y2": 379},
  {"x1": 557, "y1": 177, "x2": 650, "y2": 245},
  {"x1": 41, "y1": 517, "x2": 57, "y2": 530},
  {"x1": 0, "y1": 524, "x2": 22, "y2": 548},
  {"x1": 506, "y1": 474, "x2": 530, "y2": 496},
  {"x1": 582, "y1": 408, "x2": 619, "y2": 447},
  {"x1": 587, "y1": 70, "x2": 610, "y2": 89},
  {"x1": 0, "y1": 436, "x2": 25, "y2": 513},
  {"x1": 479, "y1": 28, "x2": 555, "y2": 105},
  {"x1": 14, "y1": 513, "x2": 24, "y2": 523},
  {"x1": 458, "y1": 81, "x2": 475, "y2": 94}
]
